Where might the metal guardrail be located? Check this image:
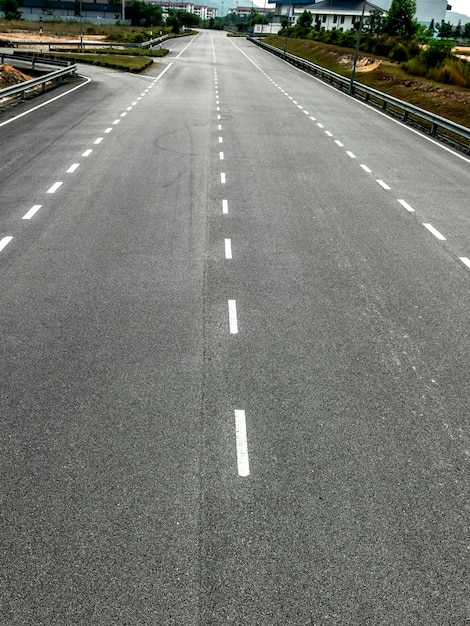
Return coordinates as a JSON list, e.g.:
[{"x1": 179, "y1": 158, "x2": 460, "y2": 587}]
[
  {"x1": 248, "y1": 37, "x2": 470, "y2": 155},
  {"x1": 1, "y1": 51, "x2": 70, "y2": 69},
  {"x1": 5, "y1": 35, "x2": 169, "y2": 51},
  {"x1": 0, "y1": 62, "x2": 77, "y2": 101}
]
